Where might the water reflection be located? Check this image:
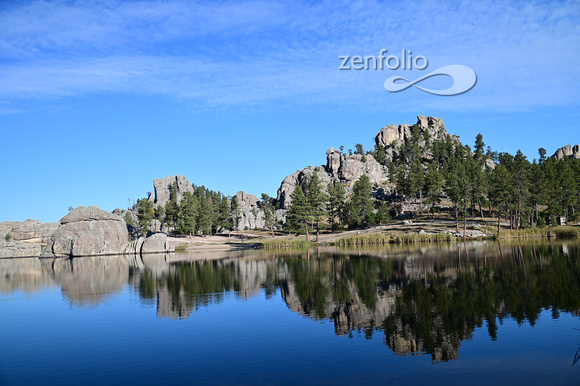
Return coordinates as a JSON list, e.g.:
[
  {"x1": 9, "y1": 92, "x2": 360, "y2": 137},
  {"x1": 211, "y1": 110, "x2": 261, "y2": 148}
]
[{"x1": 1, "y1": 240, "x2": 579, "y2": 362}]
